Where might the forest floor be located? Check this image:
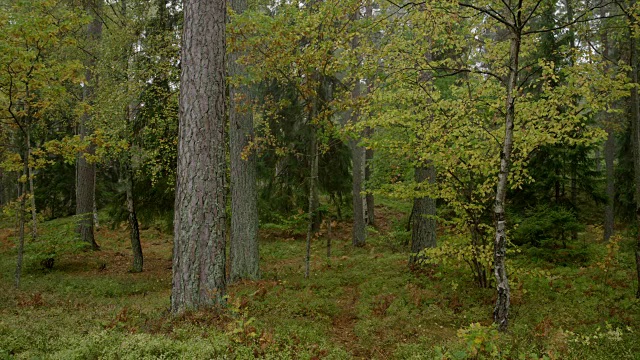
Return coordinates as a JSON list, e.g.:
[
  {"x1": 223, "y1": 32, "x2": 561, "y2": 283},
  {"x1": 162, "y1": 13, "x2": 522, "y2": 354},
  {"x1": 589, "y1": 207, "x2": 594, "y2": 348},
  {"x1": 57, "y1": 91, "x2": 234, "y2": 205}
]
[{"x1": 0, "y1": 200, "x2": 639, "y2": 359}]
